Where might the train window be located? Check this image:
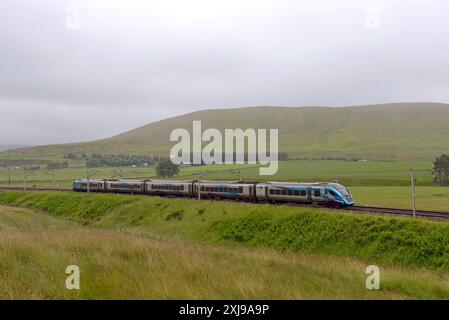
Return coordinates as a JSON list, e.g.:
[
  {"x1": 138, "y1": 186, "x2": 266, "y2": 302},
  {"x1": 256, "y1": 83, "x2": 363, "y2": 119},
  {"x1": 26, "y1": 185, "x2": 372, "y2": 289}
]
[
  {"x1": 301, "y1": 190, "x2": 306, "y2": 196},
  {"x1": 329, "y1": 190, "x2": 338, "y2": 197},
  {"x1": 287, "y1": 190, "x2": 293, "y2": 196},
  {"x1": 239, "y1": 187, "x2": 243, "y2": 193},
  {"x1": 293, "y1": 190, "x2": 300, "y2": 196},
  {"x1": 314, "y1": 189, "x2": 321, "y2": 197}
]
